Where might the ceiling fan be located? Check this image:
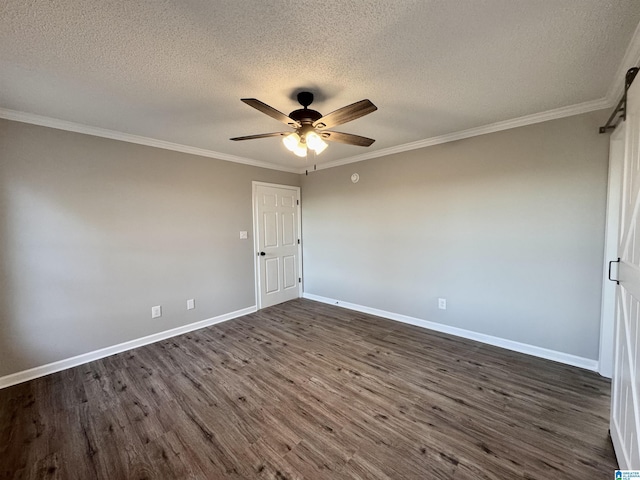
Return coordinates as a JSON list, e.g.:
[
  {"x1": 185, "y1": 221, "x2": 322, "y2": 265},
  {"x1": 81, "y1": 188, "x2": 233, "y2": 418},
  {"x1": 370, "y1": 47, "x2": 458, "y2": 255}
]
[{"x1": 230, "y1": 92, "x2": 377, "y2": 157}]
